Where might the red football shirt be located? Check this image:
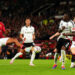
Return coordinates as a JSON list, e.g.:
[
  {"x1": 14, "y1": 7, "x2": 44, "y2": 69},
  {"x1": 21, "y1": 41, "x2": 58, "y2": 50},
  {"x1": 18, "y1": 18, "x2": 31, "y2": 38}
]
[{"x1": 0, "y1": 22, "x2": 5, "y2": 38}]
